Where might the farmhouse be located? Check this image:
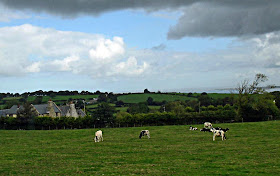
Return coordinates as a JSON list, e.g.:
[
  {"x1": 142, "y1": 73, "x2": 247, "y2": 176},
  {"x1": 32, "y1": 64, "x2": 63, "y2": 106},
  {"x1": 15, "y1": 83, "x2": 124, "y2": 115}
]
[
  {"x1": 60, "y1": 102, "x2": 86, "y2": 117},
  {"x1": 2, "y1": 100, "x2": 86, "y2": 118}
]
